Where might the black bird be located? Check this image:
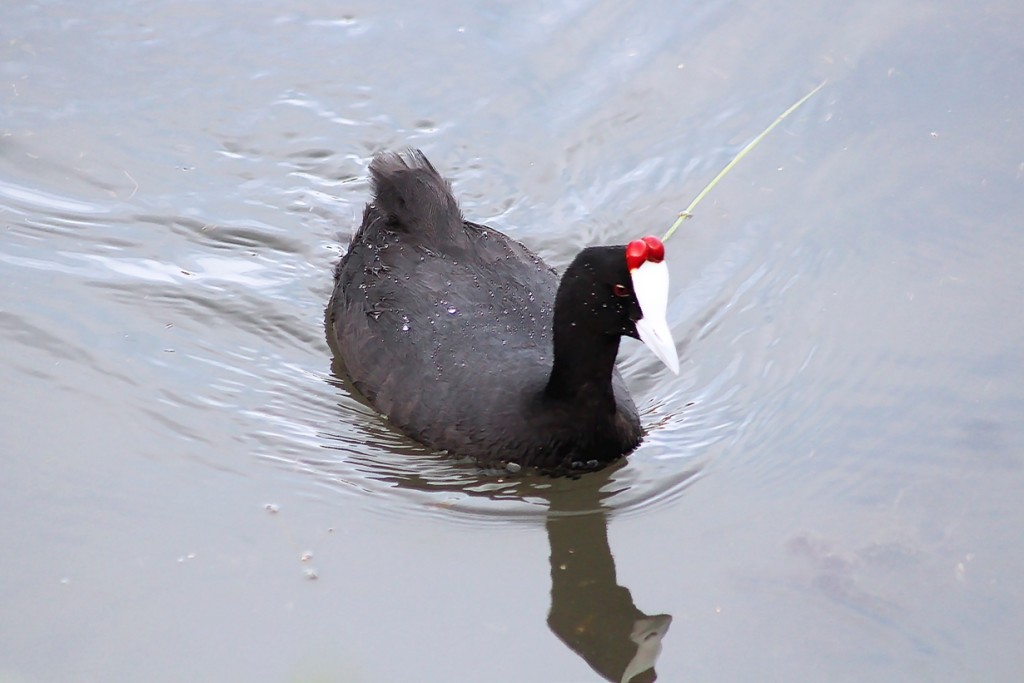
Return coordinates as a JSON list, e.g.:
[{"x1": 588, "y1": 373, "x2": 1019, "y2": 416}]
[{"x1": 328, "y1": 150, "x2": 677, "y2": 473}]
